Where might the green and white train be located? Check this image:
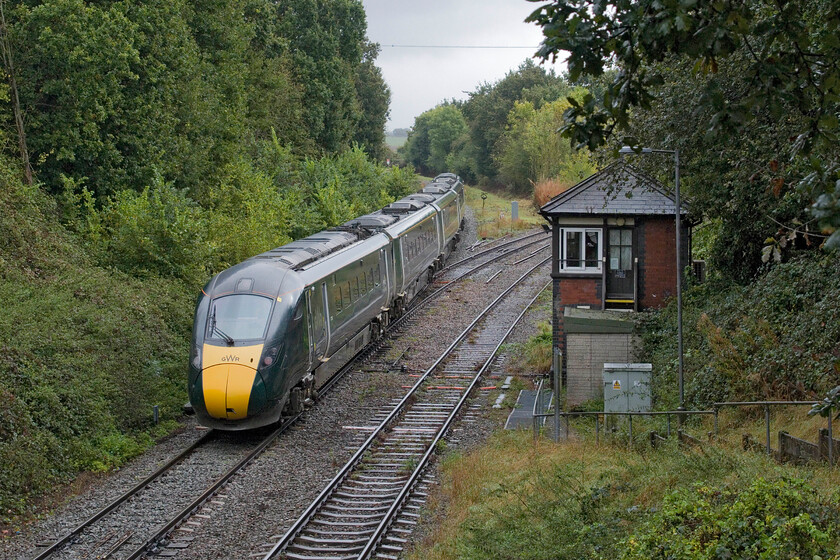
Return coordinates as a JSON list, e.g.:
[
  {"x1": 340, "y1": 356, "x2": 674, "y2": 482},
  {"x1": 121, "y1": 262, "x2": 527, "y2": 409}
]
[{"x1": 188, "y1": 174, "x2": 465, "y2": 430}]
